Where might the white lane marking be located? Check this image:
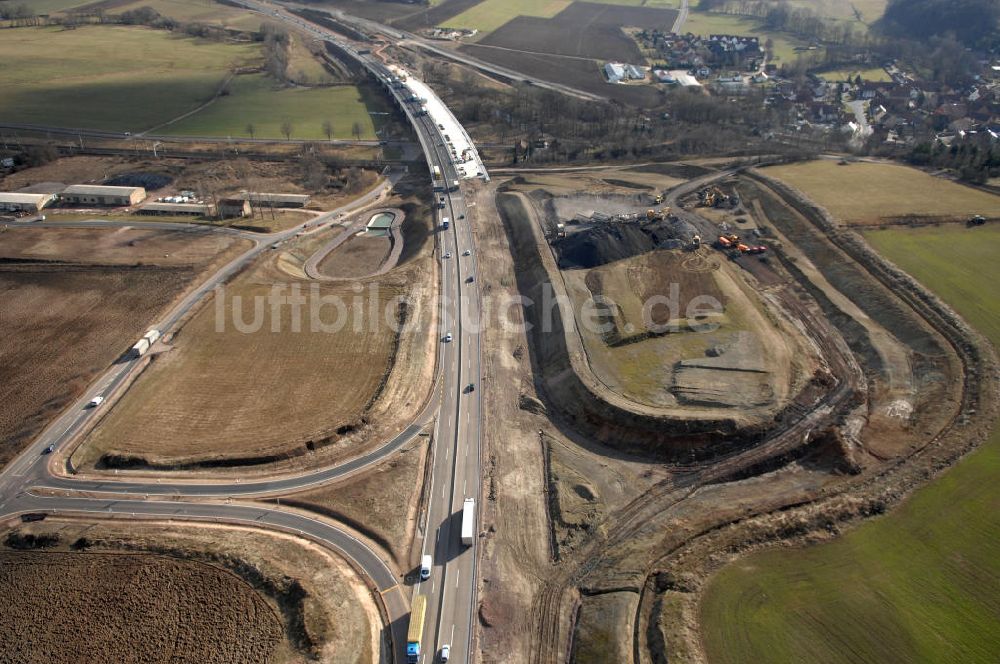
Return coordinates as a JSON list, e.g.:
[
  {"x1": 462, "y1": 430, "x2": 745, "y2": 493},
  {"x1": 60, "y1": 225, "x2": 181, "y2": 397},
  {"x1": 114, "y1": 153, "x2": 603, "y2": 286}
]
[
  {"x1": 450, "y1": 624, "x2": 455, "y2": 645},
  {"x1": 455, "y1": 568, "x2": 461, "y2": 588}
]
